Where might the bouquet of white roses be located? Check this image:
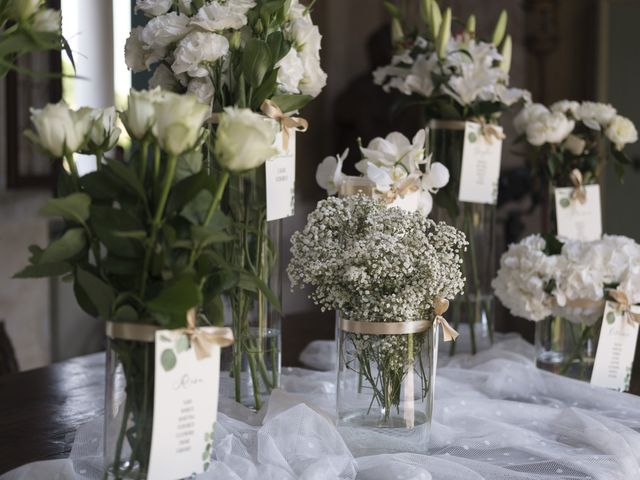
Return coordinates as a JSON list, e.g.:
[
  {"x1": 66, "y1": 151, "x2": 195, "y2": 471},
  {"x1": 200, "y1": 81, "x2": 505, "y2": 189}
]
[
  {"x1": 514, "y1": 100, "x2": 638, "y2": 185},
  {"x1": 126, "y1": 0, "x2": 326, "y2": 110},
  {"x1": 373, "y1": 0, "x2": 529, "y2": 122},
  {"x1": 315, "y1": 128, "x2": 450, "y2": 216}
]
